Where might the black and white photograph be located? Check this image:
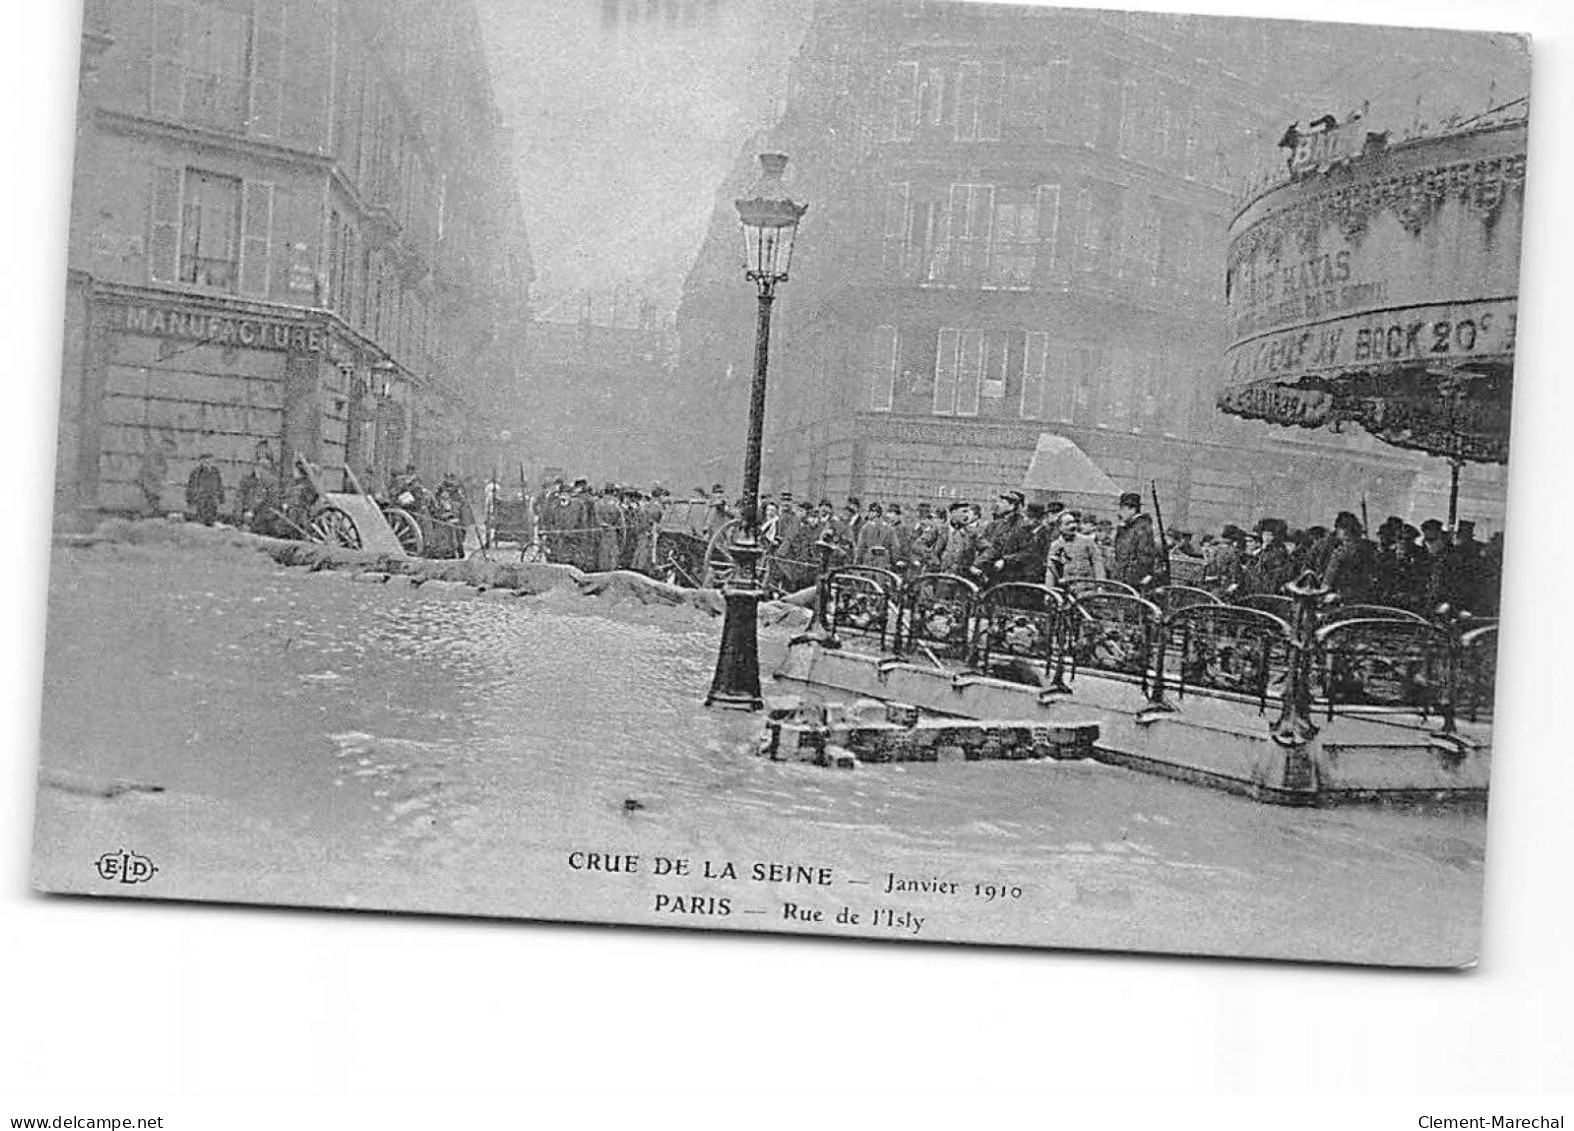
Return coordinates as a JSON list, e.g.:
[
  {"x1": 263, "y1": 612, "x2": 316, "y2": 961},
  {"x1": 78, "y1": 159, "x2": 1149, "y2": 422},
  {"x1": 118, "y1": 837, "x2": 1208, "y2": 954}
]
[
  {"x1": 9, "y1": 0, "x2": 1574, "y2": 1122},
  {"x1": 22, "y1": 0, "x2": 1538, "y2": 973}
]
